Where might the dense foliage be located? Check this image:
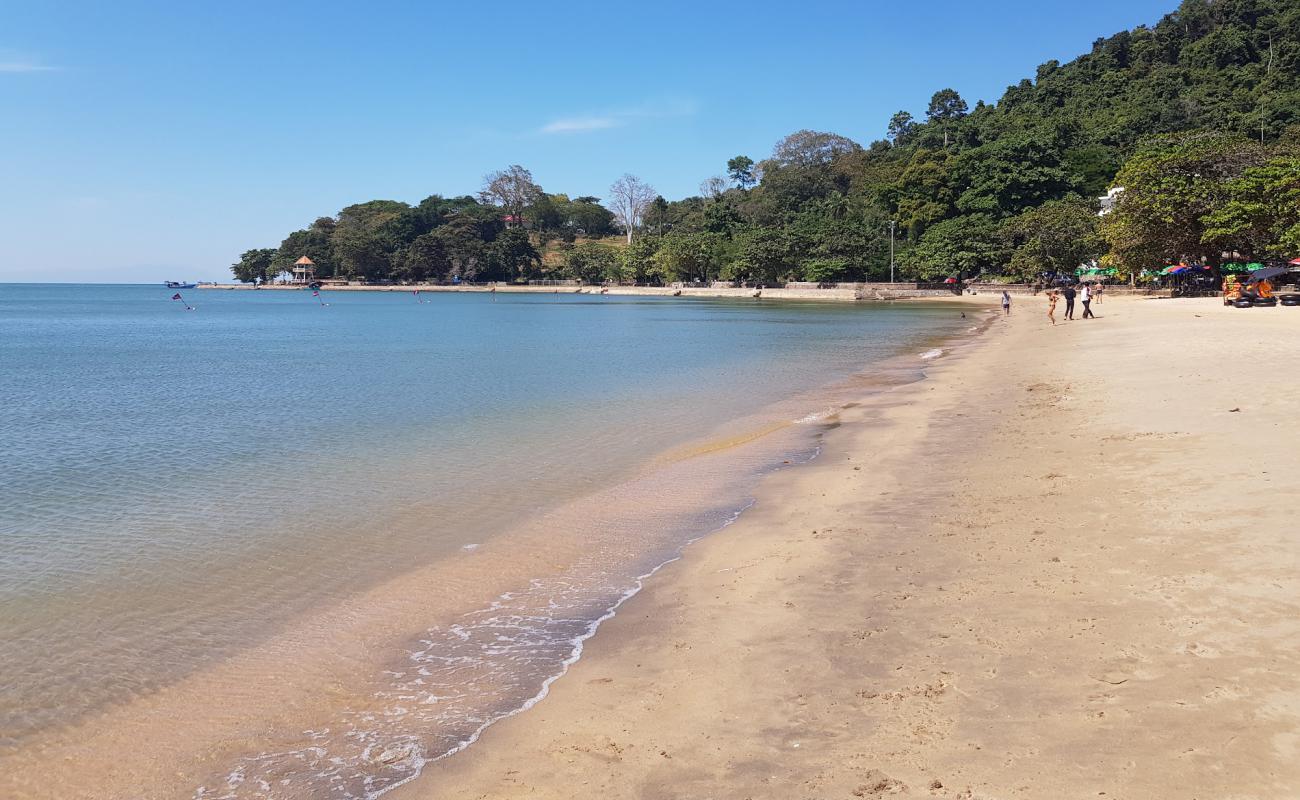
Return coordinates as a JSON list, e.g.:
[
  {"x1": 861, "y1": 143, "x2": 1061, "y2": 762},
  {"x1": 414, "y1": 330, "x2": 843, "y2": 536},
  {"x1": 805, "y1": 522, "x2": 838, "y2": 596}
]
[{"x1": 235, "y1": 0, "x2": 1299, "y2": 286}]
